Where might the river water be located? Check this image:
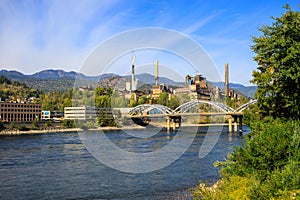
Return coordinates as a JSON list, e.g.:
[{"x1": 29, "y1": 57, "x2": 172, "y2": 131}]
[{"x1": 0, "y1": 126, "x2": 248, "y2": 199}]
